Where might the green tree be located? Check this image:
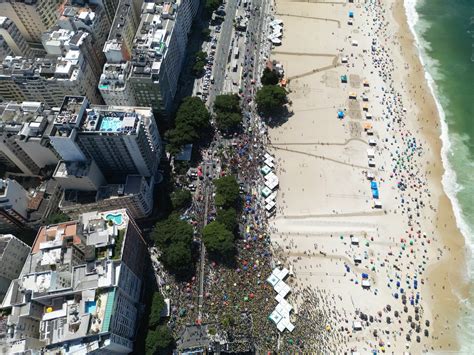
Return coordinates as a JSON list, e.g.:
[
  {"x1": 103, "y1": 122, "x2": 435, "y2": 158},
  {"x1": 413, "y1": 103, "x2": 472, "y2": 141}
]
[
  {"x1": 214, "y1": 94, "x2": 241, "y2": 114},
  {"x1": 171, "y1": 189, "x2": 192, "y2": 210},
  {"x1": 152, "y1": 214, "x2": 193, "y2": 249},
  {"x1": 260, "y1": 67, "x2": 280, "y2": 86},
  {"x1": 214, "y1": 175, "x2": 240, "y2": 209},
  {"x1": 205, "y1": 0, "x2": 221, "y2": 16},
  {"x1": 166, "y1": 97, "x2": 210, "y2": 154},
  {"x1": 202, "y1": 221, "x2": 235, "y2": 259},
  {"x1": 162, "y1": 242, "x2": 193, "y2": 276},
  {"x1": 148, "y1": 292, "x2": 166, "y2": 329},
  {"x1": 255, "y1": 85, "x2": 287, "y2": 116},
  {"x1": 145, "y1": 325, "x2": 174, "y2": 355},
  {"x1": 216, "y1": 208, "x2": 238, "y2": 232},
  {"x1": 215, "y1": 111, "x2": 241, "y2": 134},
  {"x1": 202, "y1": 28, "x2": 211, "y2": 39}
]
